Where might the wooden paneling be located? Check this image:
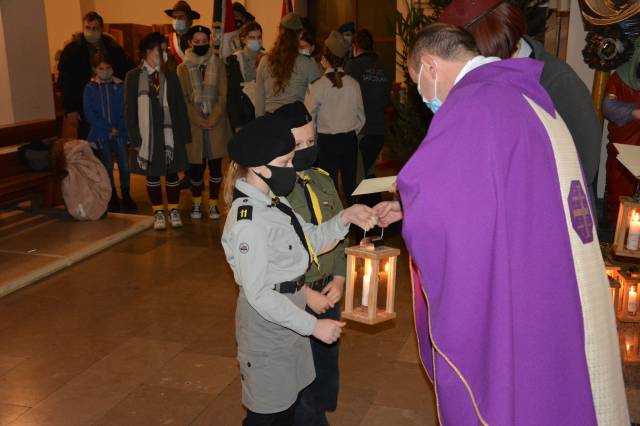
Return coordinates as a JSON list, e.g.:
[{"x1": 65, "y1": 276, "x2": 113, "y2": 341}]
[{"x1": 0, "y1": 119, "x2": 58, "y2": 149}]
